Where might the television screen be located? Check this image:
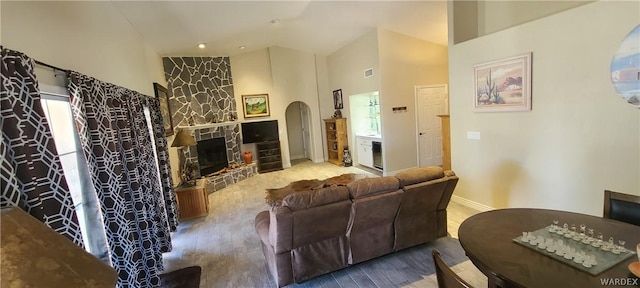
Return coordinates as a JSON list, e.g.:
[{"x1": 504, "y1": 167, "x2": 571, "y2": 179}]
[{"x1": 241, "y1": 120, "x2": 278, "y2": 144}]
